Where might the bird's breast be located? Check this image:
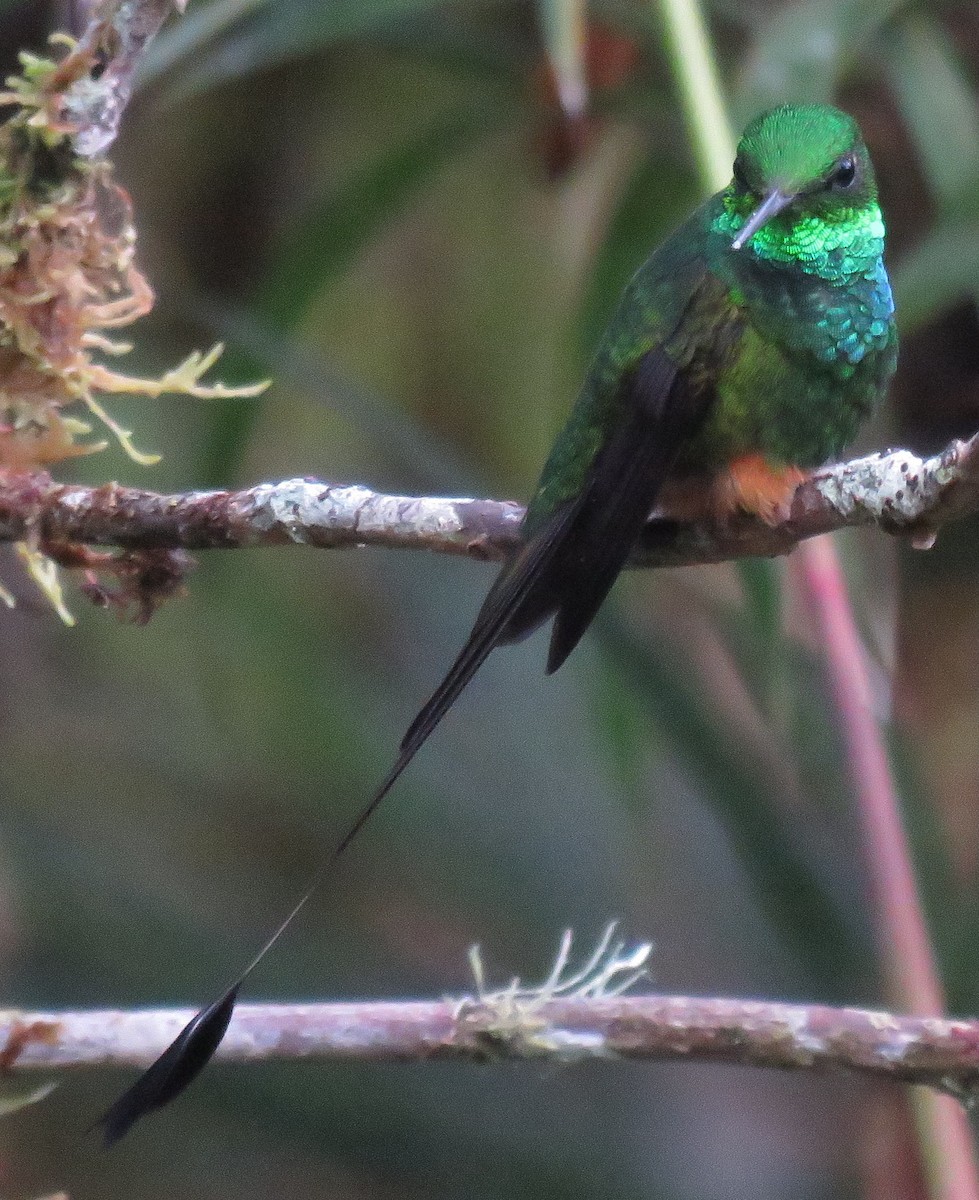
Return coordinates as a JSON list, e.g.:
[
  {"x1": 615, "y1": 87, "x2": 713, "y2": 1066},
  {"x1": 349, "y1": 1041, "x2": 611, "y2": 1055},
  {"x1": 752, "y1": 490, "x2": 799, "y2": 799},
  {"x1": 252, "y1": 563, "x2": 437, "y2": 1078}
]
[{"x1": 680, "y1": 256, "x2": 897, "y2": 469}]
